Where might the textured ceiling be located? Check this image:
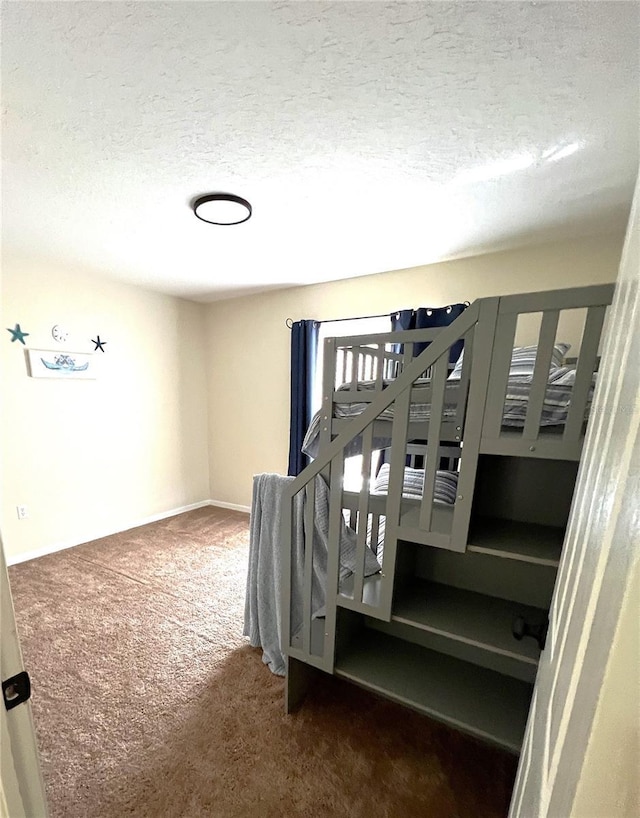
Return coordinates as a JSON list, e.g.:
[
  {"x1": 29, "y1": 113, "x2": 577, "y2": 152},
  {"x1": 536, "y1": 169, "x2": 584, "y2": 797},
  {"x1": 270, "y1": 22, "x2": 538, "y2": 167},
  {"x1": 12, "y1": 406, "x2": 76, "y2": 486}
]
[{"x1": 2, "y1": 1, "x2": 638, "y2": 301}]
